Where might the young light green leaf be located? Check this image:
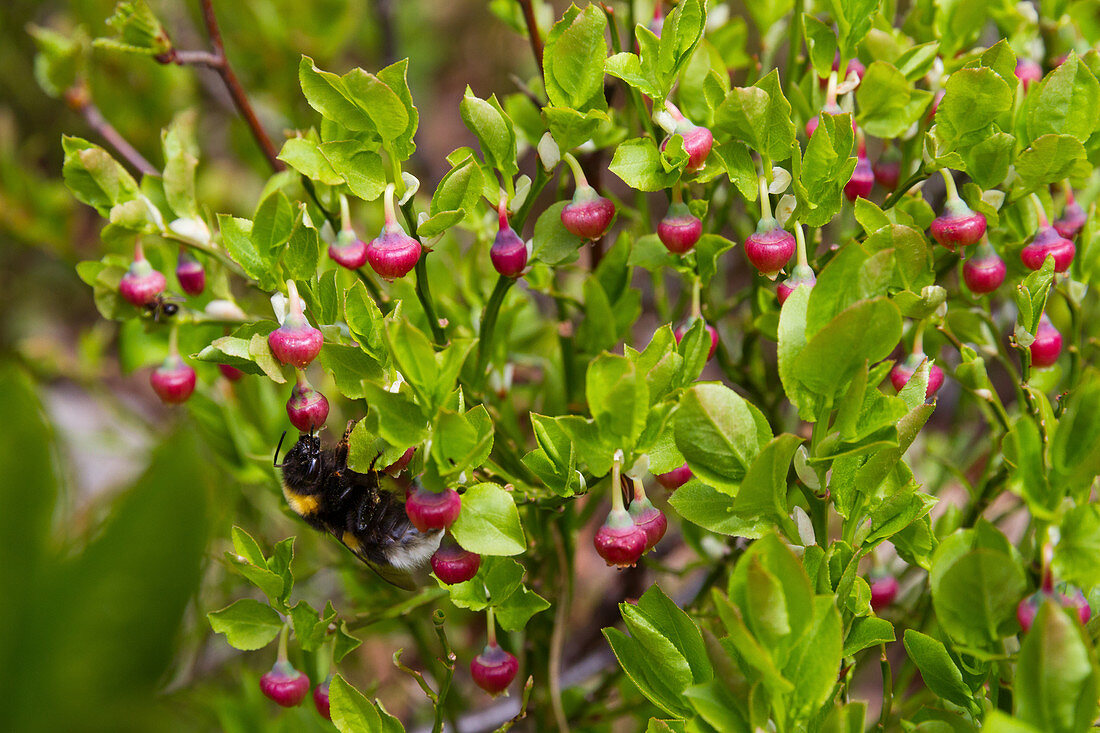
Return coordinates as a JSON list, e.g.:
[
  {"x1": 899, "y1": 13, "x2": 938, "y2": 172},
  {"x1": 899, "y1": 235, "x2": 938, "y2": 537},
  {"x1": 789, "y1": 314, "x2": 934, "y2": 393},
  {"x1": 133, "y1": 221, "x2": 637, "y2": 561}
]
[
  {"x1": 450, "y1": 483, "x2": 526, "y2": 556},
  {"x1": 207, "y1": 599, "x2": 283, "y2": 651},
  {"x1": 901, "y1": 630, "x2": 974, "y2": 708}
]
